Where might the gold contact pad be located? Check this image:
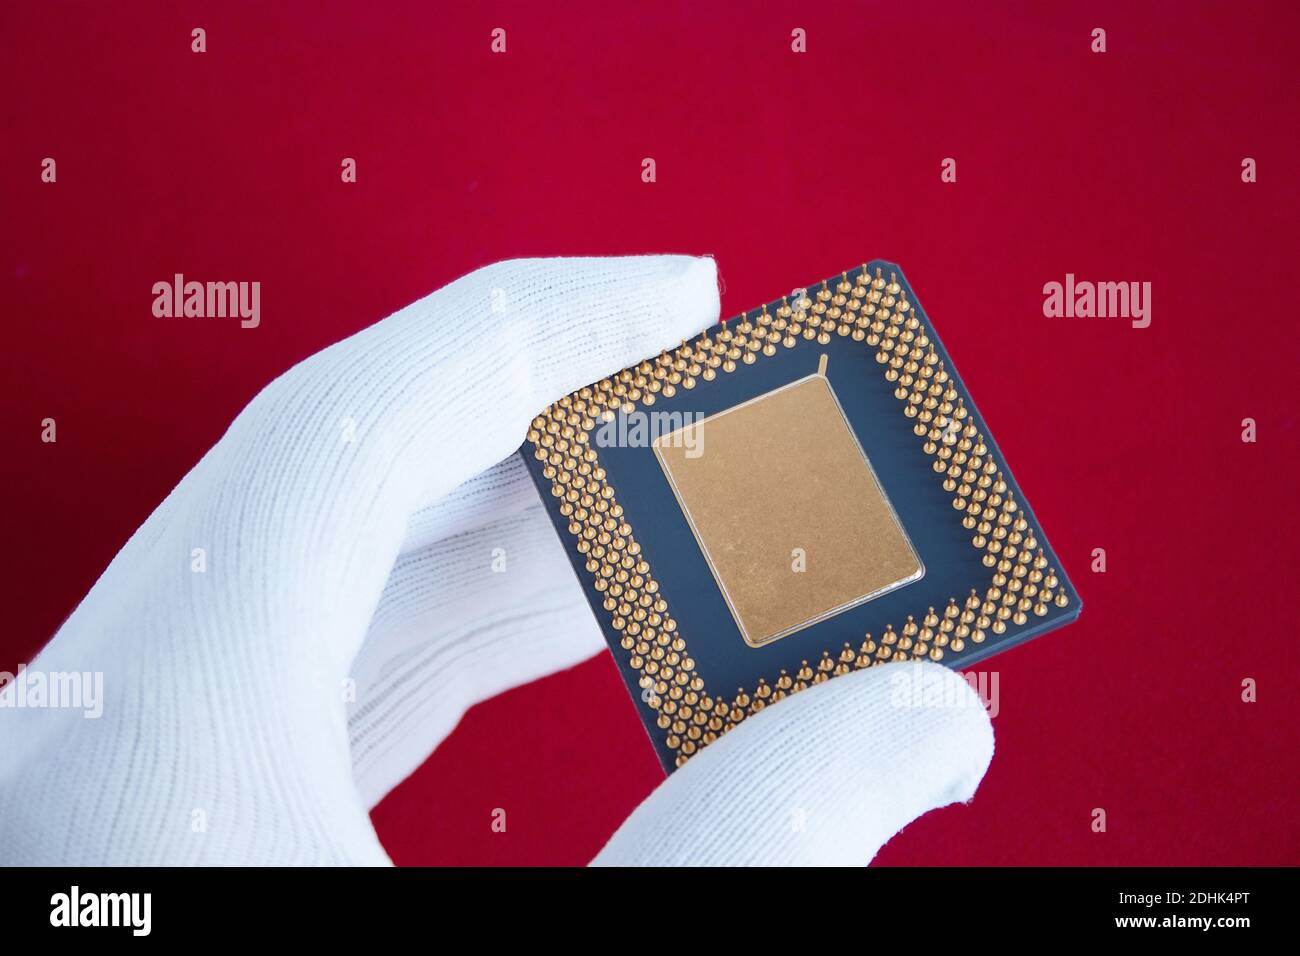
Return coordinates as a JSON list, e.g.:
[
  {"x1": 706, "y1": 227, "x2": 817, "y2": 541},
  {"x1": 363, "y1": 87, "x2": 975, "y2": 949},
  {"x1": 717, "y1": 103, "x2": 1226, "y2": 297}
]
[{"x1": 653, "y1": 371, "x2": 923, "y2": 648}]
